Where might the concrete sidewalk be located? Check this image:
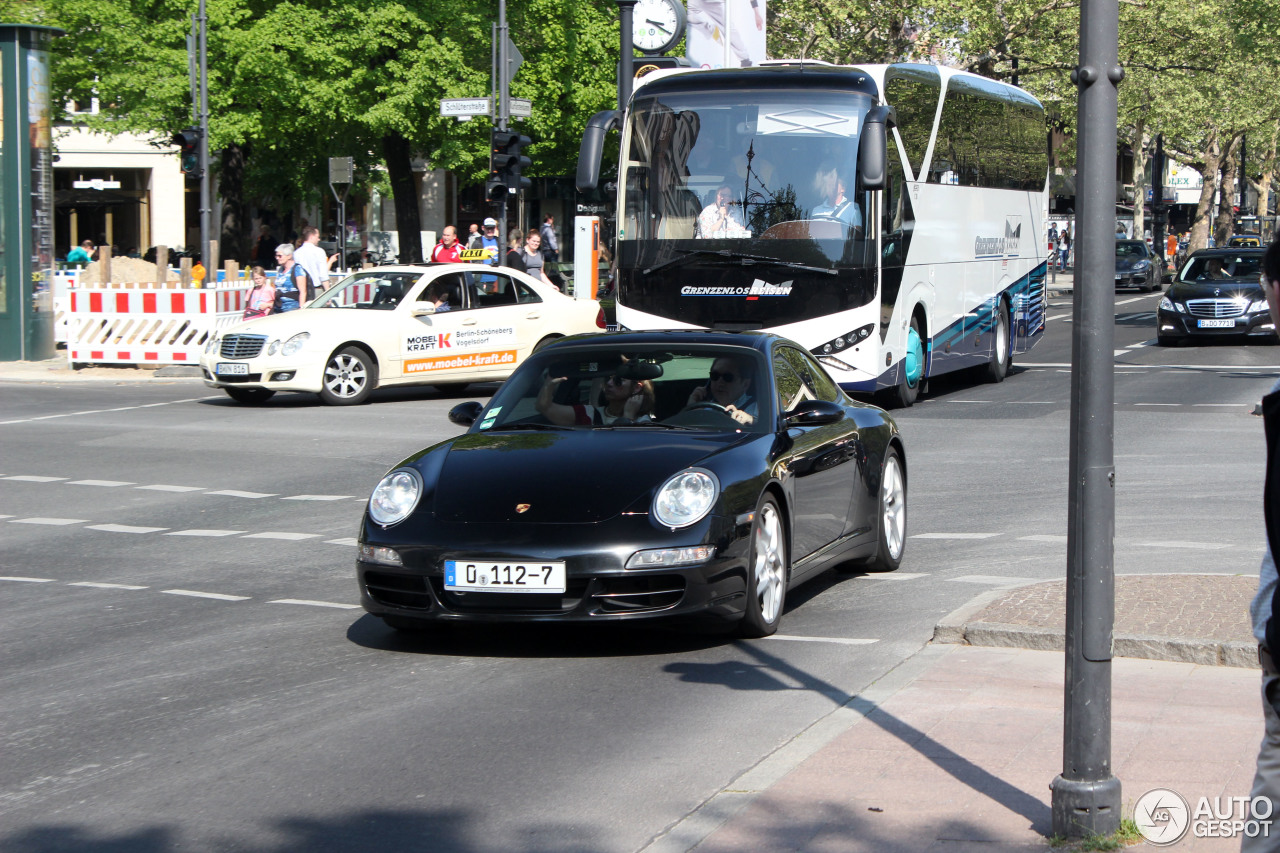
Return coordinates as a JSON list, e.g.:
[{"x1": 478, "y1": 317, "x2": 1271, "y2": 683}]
[
  {"x1": 649, "y1": 574, "x2": 1264, "y2": 852},
  {"x1": 0, "y1": 356, "x2": 202, "y2": 382}
]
